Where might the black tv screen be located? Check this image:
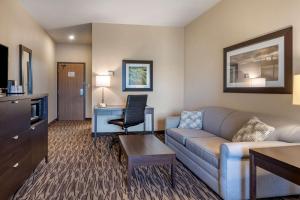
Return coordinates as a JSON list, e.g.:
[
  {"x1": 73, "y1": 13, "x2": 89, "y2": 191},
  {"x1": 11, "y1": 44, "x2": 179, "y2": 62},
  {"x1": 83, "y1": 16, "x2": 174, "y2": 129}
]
[{"x1": 0, "y1": 44, "x2": 8, "y2": 89}]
